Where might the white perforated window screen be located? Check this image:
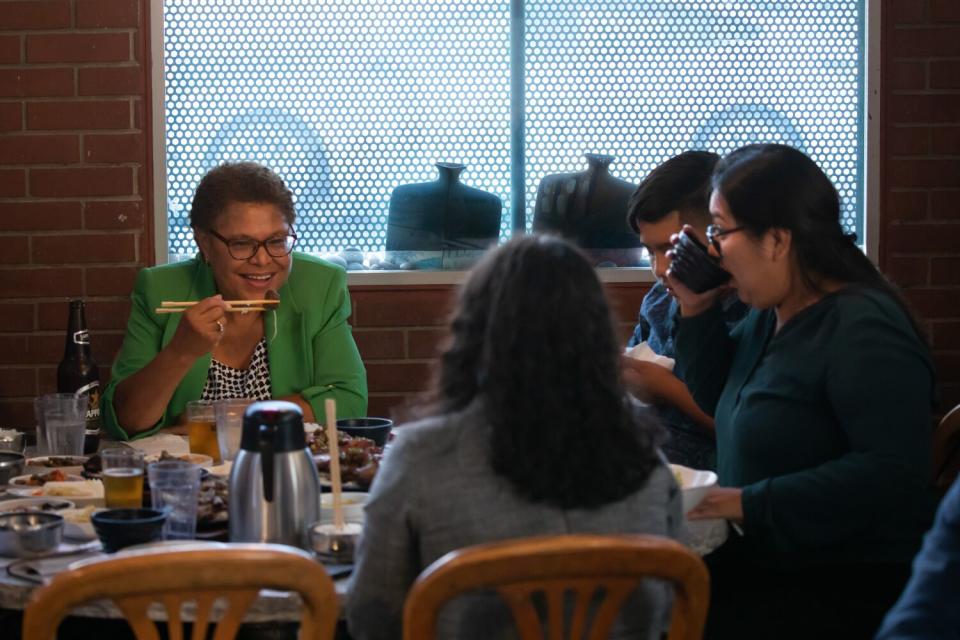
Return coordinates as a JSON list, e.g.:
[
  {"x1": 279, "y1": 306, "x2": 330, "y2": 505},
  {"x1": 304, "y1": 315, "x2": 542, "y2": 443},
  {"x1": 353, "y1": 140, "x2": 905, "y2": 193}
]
[{"x1": 163, "y1": 0, "x2": 865, "y2": 261}]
